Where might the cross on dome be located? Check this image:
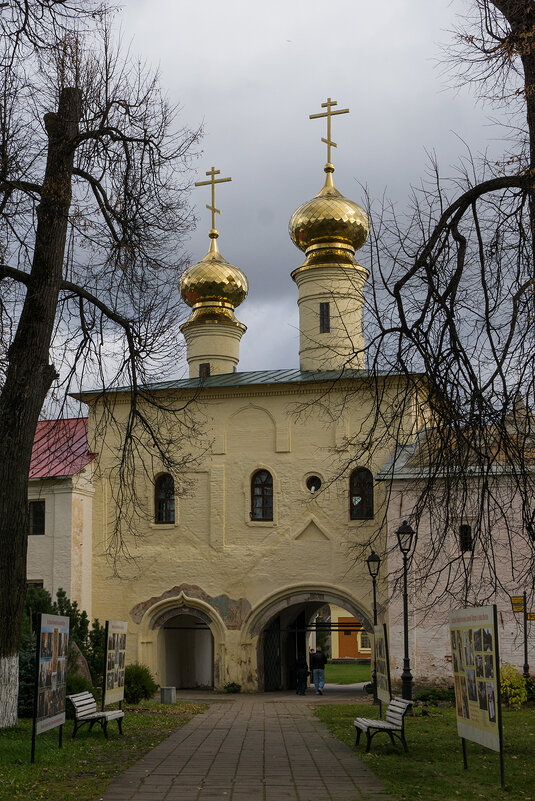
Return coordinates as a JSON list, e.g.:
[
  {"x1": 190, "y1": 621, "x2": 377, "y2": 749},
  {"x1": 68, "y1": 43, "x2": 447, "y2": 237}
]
[
  {"x1": 194, "y1": 166, "x2": 232, "y2": 238},
  {"x1": 309, "y1": 97, "x2": 349, "y2": 169}
]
